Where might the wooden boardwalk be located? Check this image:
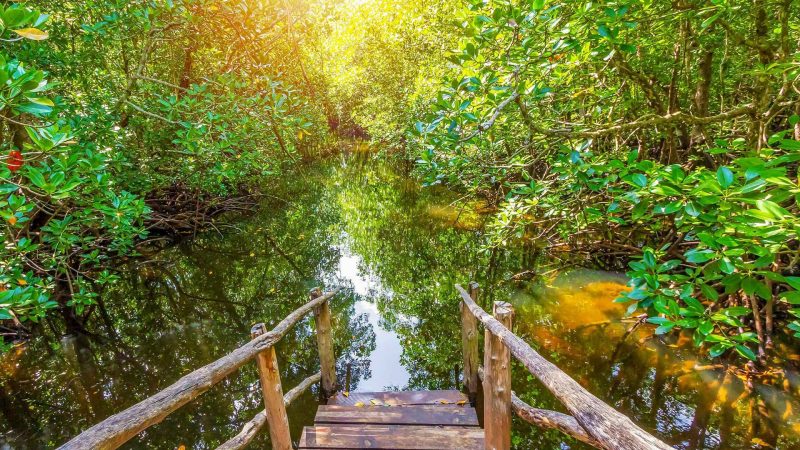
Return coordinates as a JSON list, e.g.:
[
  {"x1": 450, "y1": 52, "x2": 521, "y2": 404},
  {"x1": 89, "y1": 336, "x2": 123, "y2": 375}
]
[
  {"x1": 299, "y1": 391, "x2": 484, "y2": 449},
  {"x1": 60, "y1": 285, "x2": 673, "y2": 450}
]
